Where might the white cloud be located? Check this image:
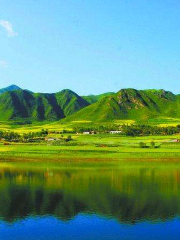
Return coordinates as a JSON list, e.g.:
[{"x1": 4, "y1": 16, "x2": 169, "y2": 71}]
[
  {"x1": 0, "y1": 60, "x2": 8, "y2": 68},
  {"x1": 0, "y1": 20, "x2": 18, "y2": 37}
]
